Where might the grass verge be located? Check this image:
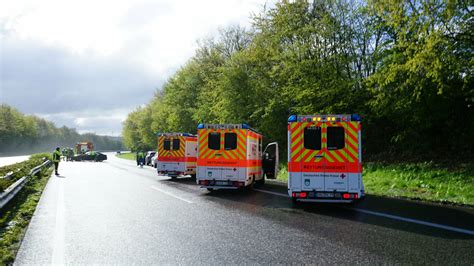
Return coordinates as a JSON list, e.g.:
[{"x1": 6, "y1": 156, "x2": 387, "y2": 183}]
[
  {"x1": 0, "y1": 155, "x2": 53, "y2": 264},
  {"x1": 115, "y1": 152, "x2": 135, "y2": 160},
  {"x1": 276, "y1": 162, "x2": 474, "y2": 205}
]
